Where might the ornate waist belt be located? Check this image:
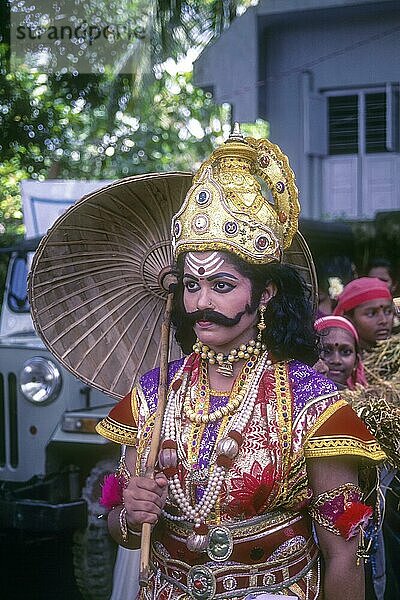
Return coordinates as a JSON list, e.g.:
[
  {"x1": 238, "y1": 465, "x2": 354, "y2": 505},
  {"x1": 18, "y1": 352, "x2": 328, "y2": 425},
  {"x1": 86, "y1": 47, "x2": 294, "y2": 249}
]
[{"x1": 152, "y1": 511, "x2": 320, "y2": 599}]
